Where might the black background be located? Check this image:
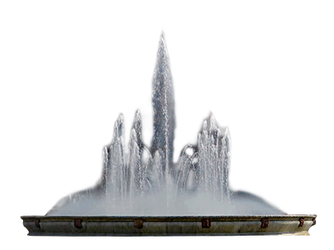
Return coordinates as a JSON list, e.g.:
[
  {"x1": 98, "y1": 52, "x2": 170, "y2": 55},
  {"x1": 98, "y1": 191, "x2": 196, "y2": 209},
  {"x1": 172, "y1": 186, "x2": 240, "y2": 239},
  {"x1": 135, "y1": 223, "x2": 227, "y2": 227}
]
[{"x1": 9, "y1": 13, "x2": 324, "y2": 240}]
